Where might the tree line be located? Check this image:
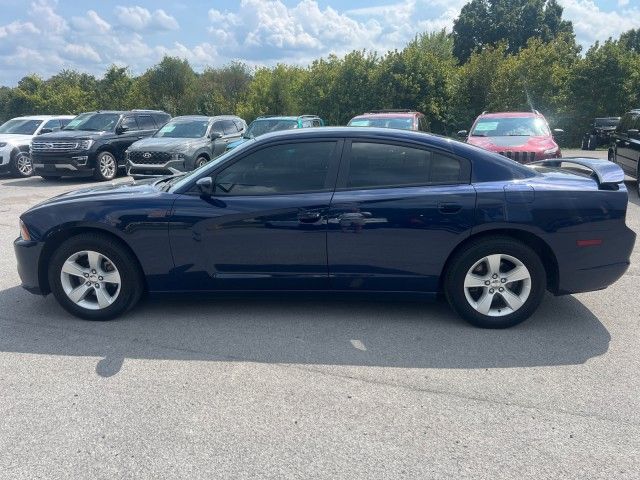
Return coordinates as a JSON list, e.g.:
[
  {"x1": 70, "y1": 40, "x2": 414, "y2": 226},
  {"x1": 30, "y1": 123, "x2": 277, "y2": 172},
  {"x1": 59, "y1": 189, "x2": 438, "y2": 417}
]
[{"x1": 1, "y1": 0, "x2": 639, "y2": 146}]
